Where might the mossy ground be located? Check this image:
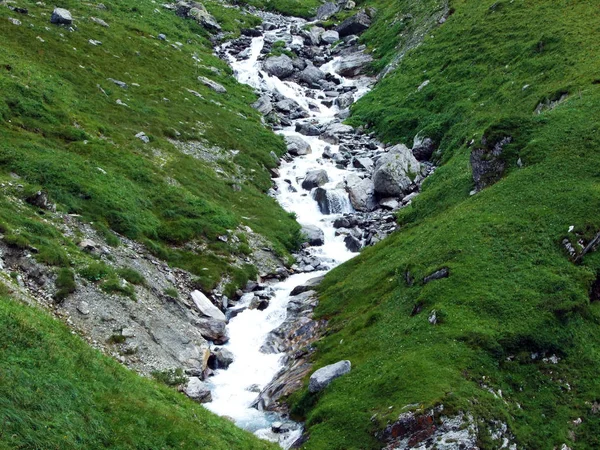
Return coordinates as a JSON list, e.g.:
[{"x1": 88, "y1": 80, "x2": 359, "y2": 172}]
[
  {"x1": 288, "y1": 0, "x2": 600, "y2": 448},
  {"x1": 0, "y1": 290, "x2": 277, "y2": 449}
]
